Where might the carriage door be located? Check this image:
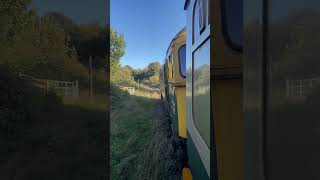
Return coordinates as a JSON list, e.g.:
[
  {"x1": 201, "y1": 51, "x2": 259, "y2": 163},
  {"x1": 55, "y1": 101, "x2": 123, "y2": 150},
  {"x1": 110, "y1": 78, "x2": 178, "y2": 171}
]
[
  {"x1": 264, "y1": 0, "x2": 320, "y2": 179},
  {"x1": 186, "y1": 0, "x2": 211, "y2": 179}
]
